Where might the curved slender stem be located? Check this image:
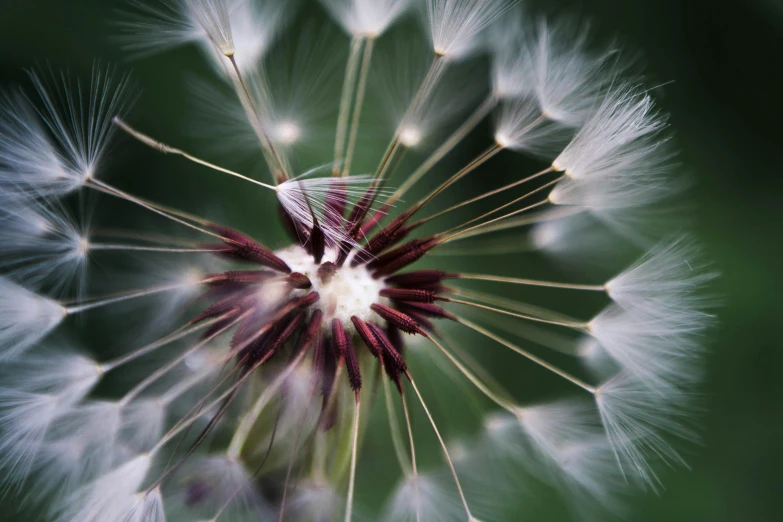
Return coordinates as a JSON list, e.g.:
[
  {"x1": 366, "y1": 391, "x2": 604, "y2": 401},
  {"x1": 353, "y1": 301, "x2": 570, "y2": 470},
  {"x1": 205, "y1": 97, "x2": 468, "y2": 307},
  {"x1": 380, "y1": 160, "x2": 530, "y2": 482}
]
[
  {"x1": 383, "y1": 376, "x2": 411, "y2": 474},
  {"x1": 408, "y1": 376, "x2": 473, "y2": 521},
  {"x1": 458, "y1": 274, "x2": 606, "y2": 292},
  {"x1": 113, "y1": 117, "x2": 276, "y2": 190},
  {"x1": 343, "y1": 398, "x2": 361, "y2": 522},
  {"x1": 457, "y1": 317, "x2": 596, "y2": 394},
  {"x1": 341, "y1": 38, "x2": 375, "y2": 178},
  {"x1": 333, "y1": 37, "x2": 365, "y2": 176},
  {"x1": 391, "y1": 95, "x2": 497, "y2": 204}
]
